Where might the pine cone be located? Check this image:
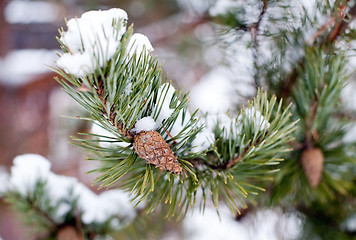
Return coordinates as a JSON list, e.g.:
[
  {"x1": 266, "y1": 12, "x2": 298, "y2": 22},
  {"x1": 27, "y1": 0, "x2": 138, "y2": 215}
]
[
  {"x1": 133, "y1": 130, "x2": 182, "y2": 174},
  {"x1": 301, "y1": 148, "x2": 324, "y2": 188}
]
